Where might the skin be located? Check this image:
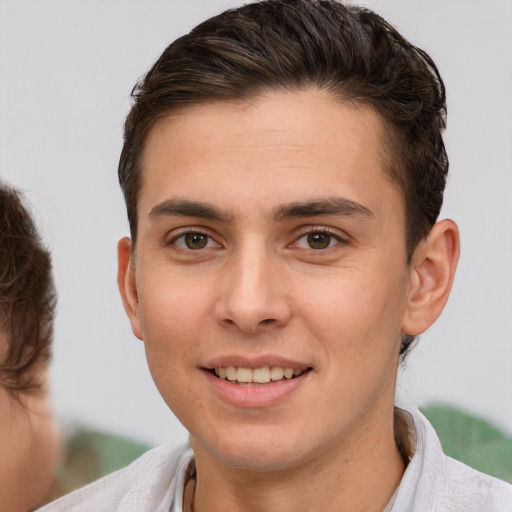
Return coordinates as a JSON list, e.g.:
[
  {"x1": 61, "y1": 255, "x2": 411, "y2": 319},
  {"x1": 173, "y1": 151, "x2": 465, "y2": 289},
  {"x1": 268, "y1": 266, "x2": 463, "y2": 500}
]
[
  {"x1": 0, "y1": 344, "x2": 61, "y2": 512},
  {"x1": 118, "y1": 89, "x2": 459, "y2": 512}
]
